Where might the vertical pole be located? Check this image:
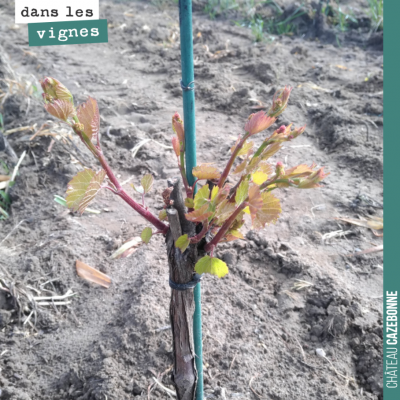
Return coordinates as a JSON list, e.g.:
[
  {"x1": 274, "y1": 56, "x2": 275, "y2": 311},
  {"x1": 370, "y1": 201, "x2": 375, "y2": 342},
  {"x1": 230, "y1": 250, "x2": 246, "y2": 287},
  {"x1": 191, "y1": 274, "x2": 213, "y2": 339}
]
[{"x1": 178, "y1": 1, "x2": 204, "y2": 399}]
